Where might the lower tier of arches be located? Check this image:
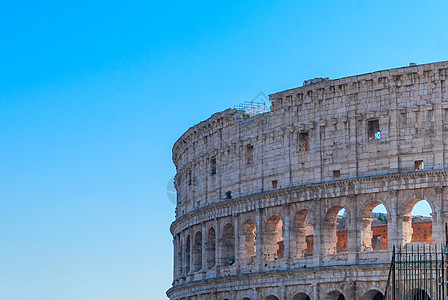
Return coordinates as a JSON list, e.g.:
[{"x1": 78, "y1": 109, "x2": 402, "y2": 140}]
[{"x1": 167, "y1": 264, "x2": 389, "y2": 300}]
